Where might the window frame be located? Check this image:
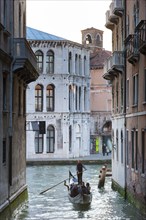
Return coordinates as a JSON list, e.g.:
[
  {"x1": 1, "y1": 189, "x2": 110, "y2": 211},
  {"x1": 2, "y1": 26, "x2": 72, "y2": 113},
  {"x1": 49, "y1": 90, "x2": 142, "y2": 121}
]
[
  {"x1": 46, "y1": 84, "x2": 55, "y2": 112},
  {"x1": 35, "y1": 131, "x2": 43, "y2": 153},
  {"x1": 46, "y1": 50, "x2": 54, "y2": 74},
  {"x1": 35, "y1": 84, "x2": 43, "y2": 112},
  {"x1": 46, "y1": 125, "x2": 55, "y2": 153},
  {"x1": 35, "y1": 50, "x2": 43, "y2": 73}
]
